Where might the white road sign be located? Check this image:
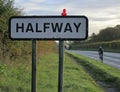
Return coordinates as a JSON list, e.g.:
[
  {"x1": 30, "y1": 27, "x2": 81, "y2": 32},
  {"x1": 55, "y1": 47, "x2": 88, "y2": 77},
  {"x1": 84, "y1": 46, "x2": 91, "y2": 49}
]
[{"x1": 9, "y1": 16, "x2": 88, "y2": 40}]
